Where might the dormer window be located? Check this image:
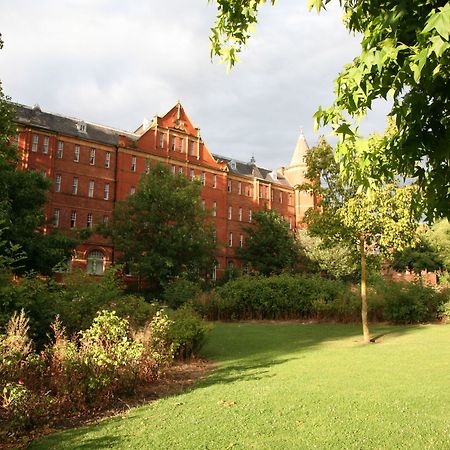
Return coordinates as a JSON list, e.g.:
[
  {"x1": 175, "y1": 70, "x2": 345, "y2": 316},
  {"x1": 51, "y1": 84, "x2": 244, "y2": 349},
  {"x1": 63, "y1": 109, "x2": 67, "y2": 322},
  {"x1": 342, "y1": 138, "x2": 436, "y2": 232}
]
[
  {"x1": 230, "y1": 160, "x2": 237, "y2": 170},
  {"x1": 77, "y1": 121, "x2": 87, "y2": 133}
]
